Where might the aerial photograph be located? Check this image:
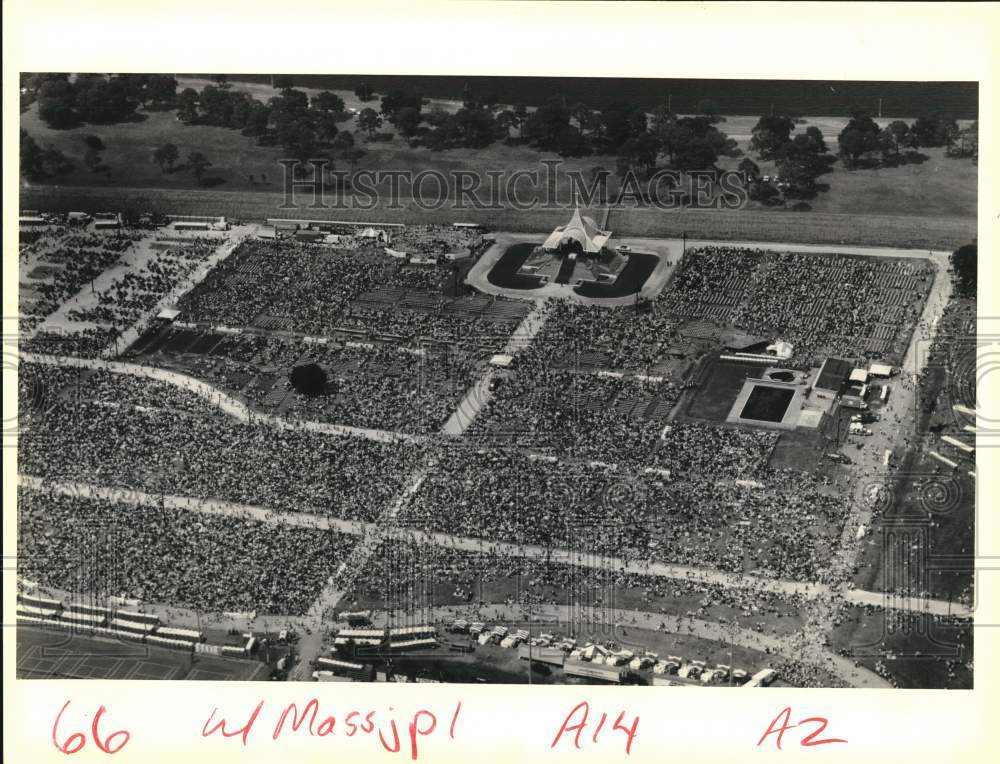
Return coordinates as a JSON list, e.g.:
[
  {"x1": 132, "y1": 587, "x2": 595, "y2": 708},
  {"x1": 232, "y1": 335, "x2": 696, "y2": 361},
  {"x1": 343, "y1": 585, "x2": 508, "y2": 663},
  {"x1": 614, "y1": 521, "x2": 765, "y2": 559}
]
[{"x1": 15, "y1": 73, "x2": 977, "y2": 688}]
